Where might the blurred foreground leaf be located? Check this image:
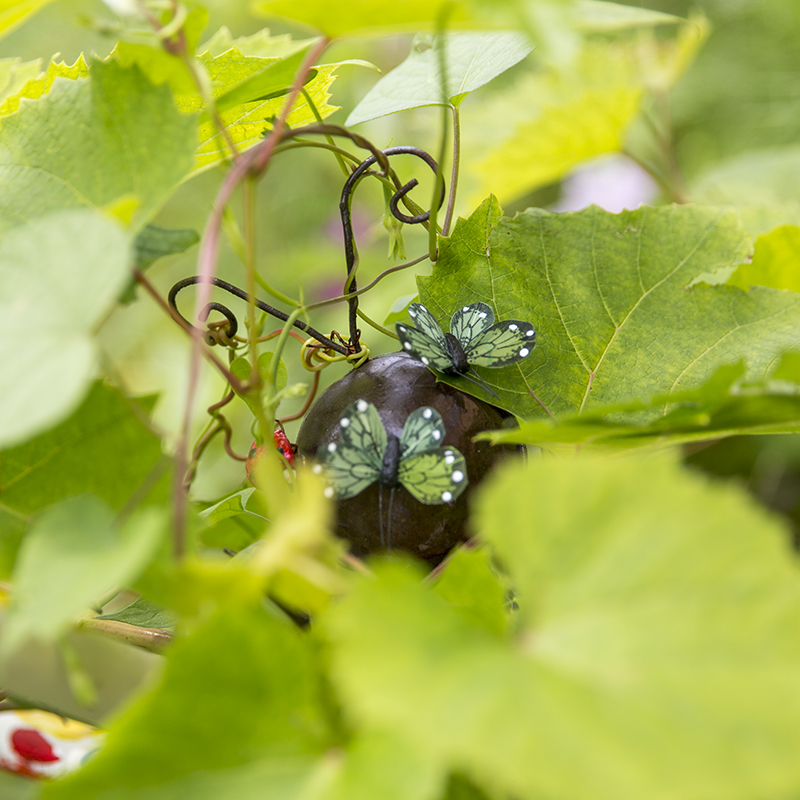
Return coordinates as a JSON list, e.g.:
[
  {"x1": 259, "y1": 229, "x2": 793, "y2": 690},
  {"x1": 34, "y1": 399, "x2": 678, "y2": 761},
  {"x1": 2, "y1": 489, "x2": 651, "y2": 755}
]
[
  {"x1": 0, "y1": 212, "x2": 130, "y2": 449},
  {"x1": 326, "y1": 454, "x2": 800, "y2": 800},
  {"x1": 2, "y1": 498, "x2": 166, "y2": 658}
]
